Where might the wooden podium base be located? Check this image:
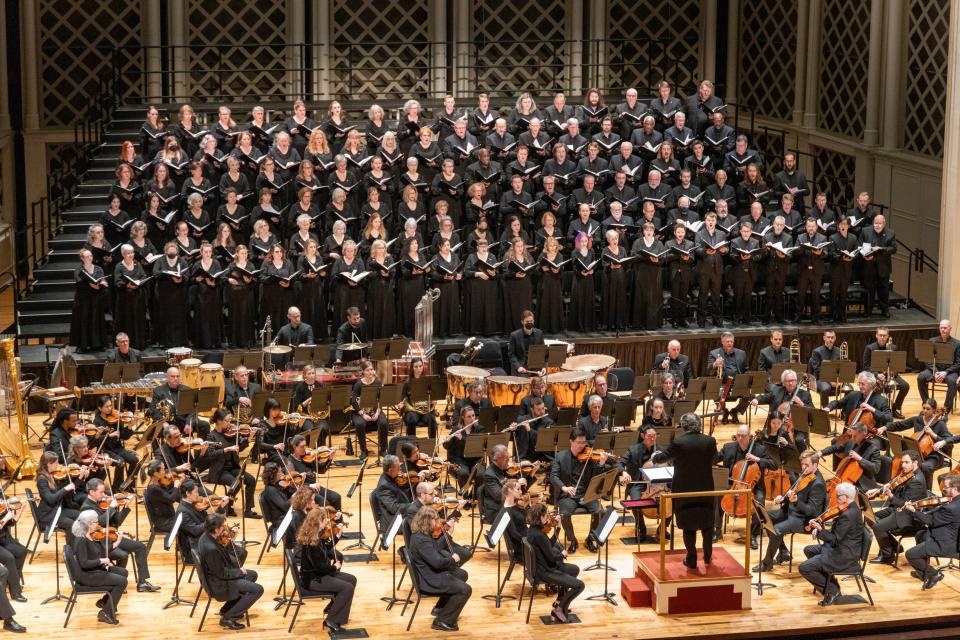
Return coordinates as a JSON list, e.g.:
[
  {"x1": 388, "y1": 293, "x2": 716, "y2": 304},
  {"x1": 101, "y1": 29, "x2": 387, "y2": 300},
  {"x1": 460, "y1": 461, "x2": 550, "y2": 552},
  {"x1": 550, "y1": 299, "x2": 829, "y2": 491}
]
[{"x1": 623, "y1": 549, "x2": 752, "y2": 614}]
